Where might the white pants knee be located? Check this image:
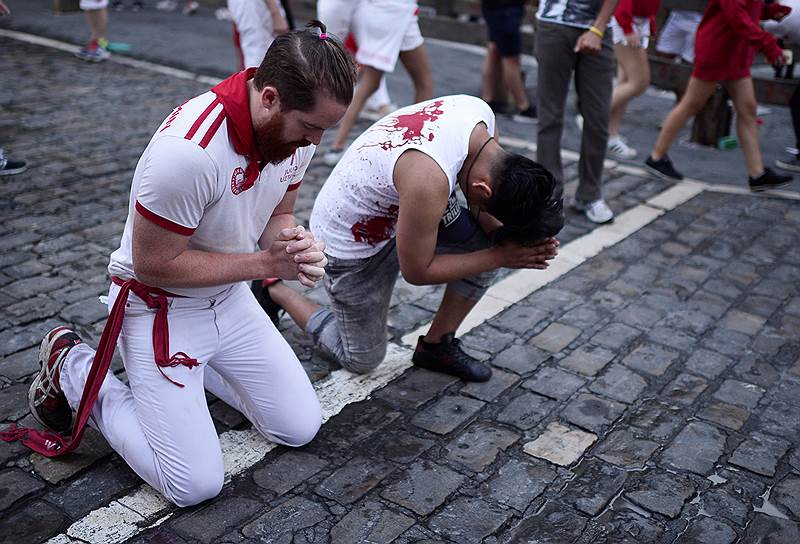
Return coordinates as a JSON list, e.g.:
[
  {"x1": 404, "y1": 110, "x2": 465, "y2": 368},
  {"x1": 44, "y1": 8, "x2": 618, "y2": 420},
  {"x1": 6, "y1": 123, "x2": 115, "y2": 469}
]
[{"x1": 60, "y1": 281, "x2": 321, "y2": 507}]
